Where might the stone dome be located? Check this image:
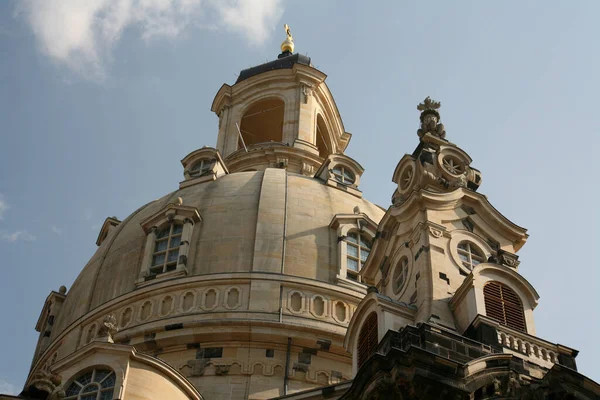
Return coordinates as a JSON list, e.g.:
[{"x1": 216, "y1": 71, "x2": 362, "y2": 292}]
[
  {"x1": 35, "y1": 165, "x2": 384, "y2": 399},
  {"x1": 29, "y1": 45, "x2": 387, "y2": 400},
  {"x1": 54, "y1": 170, "x2": 384, "y2": 336}
]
